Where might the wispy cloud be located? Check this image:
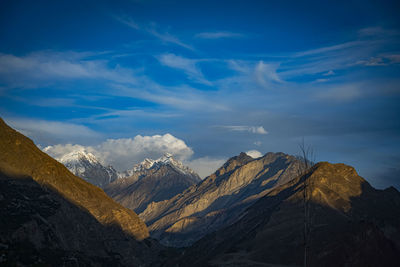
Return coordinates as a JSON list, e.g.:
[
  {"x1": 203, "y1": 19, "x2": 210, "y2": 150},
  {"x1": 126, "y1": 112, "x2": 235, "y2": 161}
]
[
  {"x1": 218, "y1": 125, "x2": 268, "y2": 134},
  {"x1": 355, "y1": 54, "x2": 400, "y2": 66},
  {"x1": 323, "y1": 70, "x2": 335, "y2": 76},
  {"x1": 0, "y1": 51, "x2": 138, "y2": 88},
  {"x1": 358, "y1": 26, "x2": 398, "y2": 38},
  {"x1": 223, "y1": 59, "x2": 282, "y2": 90},
  {"x1": 280, "y1": 27, "x2": 399, "y2": 79},
  {"x1": 314, "y1": 78, "x2": 329, "y2": 83},
  {"x1": 115, "y1": 15, "x2": 193, "y2": 50},
  {"x1": 114, "y1": 15, "x2": 140, "y2": 30},
  {"x1": 157, "y1": 53, "x2": 211, "y2": 85},
  {"x1": 293, "y1": 41, "x2": 365, "y2": 57},
  {"x1": 0, "y1": 50, "x2": 224, "y2": 112},
  {"x1": 110, "y1": 83, "x2": 227, "y2": 111},
  {"x1": 315, "y1": 83, "x2": 362, "y2": 102},
  {"x1": 254, "y1": 61, "x2": 282, "y2": 86},
  {"x1": 195, "y1": 31, "x2": 244, "y2": 39},
  {"x1": 4, "y1": 117, "x2": 100, "y2": 145}
]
